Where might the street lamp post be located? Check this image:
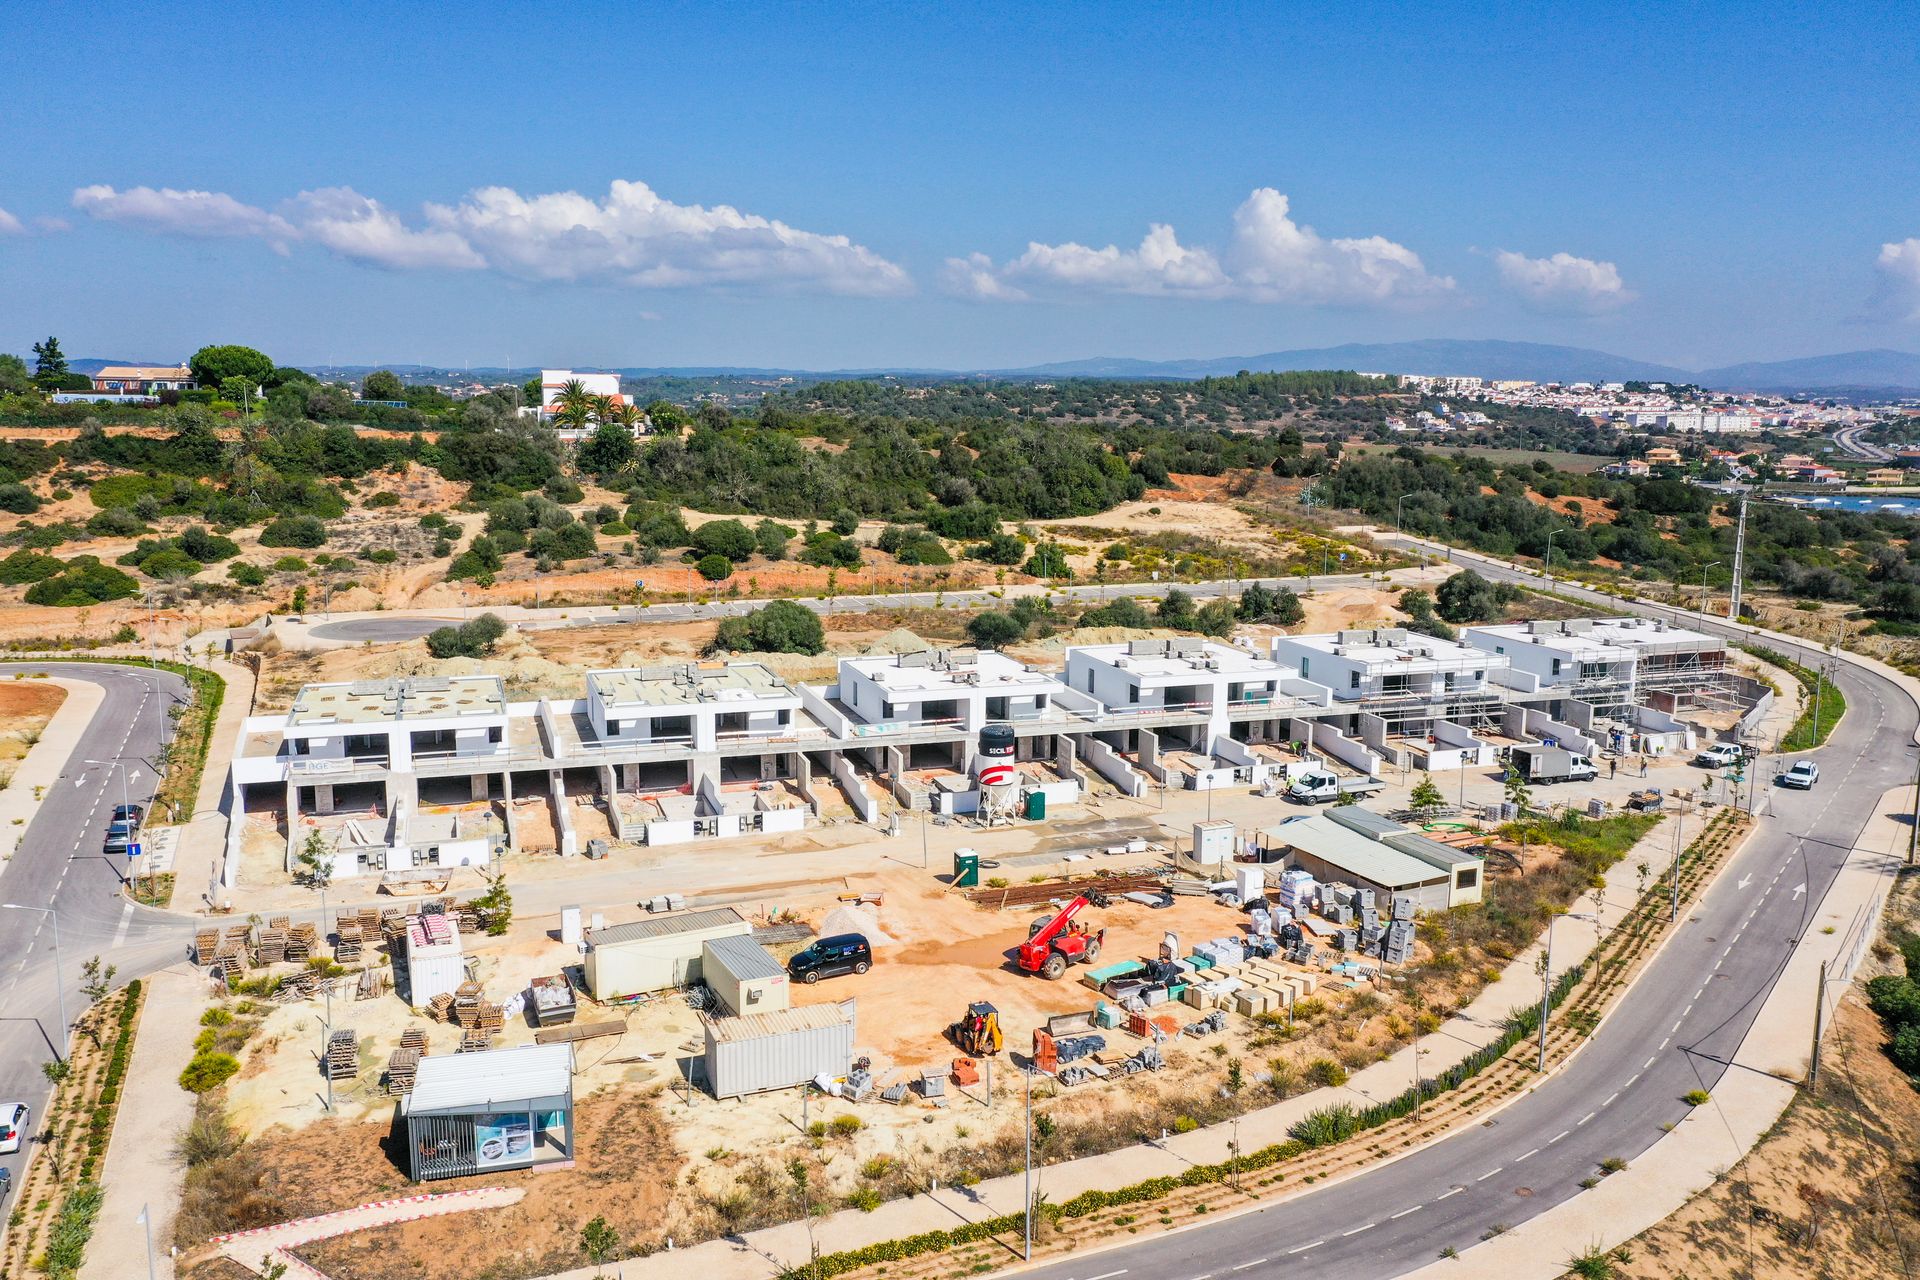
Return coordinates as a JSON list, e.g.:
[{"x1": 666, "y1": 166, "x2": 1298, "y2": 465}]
[
  {"x1": 1, "y1": 903, "x2": 68, "y2": 1060},
  {"x1": 1545, "y1": 525, "x2": 1567, "y2": 579},
  {"x1": 1537, "y1": 911, "x2": 1597, "y2": 1072},
  {"x1": 1023, "y1": 1065, "x2": 1034, "y2": 1261},
  {"x1": 1696, "y1": 562, "x2": 1721, "y2": 627}
]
